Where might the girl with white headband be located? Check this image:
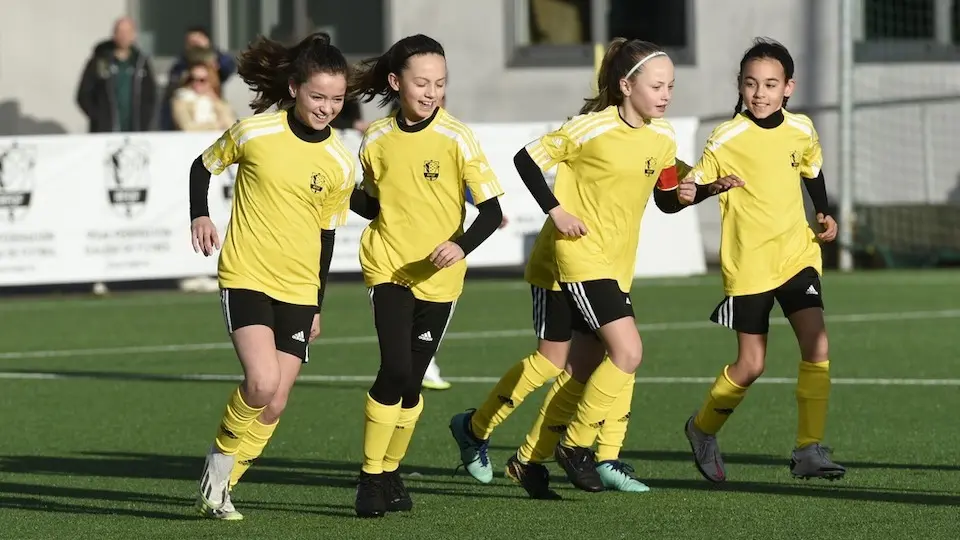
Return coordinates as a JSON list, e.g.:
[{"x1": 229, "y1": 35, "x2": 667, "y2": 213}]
[{"x1": 450, "y1": 38, "x2": 742, "y2": 498}]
